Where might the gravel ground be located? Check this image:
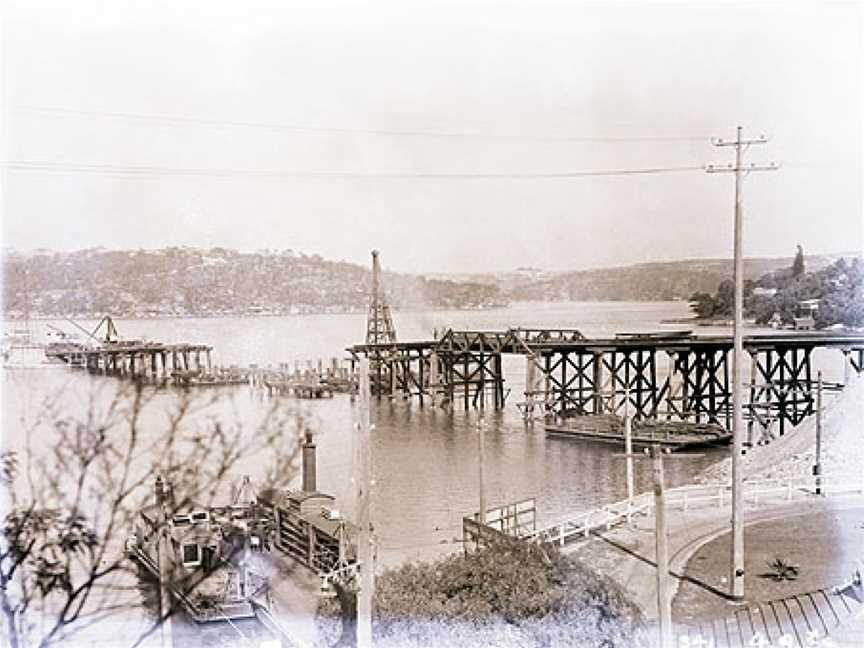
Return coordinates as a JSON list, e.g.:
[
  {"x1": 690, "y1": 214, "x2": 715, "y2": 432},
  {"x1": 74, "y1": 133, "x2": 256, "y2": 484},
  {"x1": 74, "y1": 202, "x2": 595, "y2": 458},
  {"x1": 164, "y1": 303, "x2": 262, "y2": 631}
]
[
  {"x1": 673, "y1": 506, "x2": 864, "y2": 625},
  {"x1": 698, "y1": 373, "x2": 864, "y2": 484}
]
